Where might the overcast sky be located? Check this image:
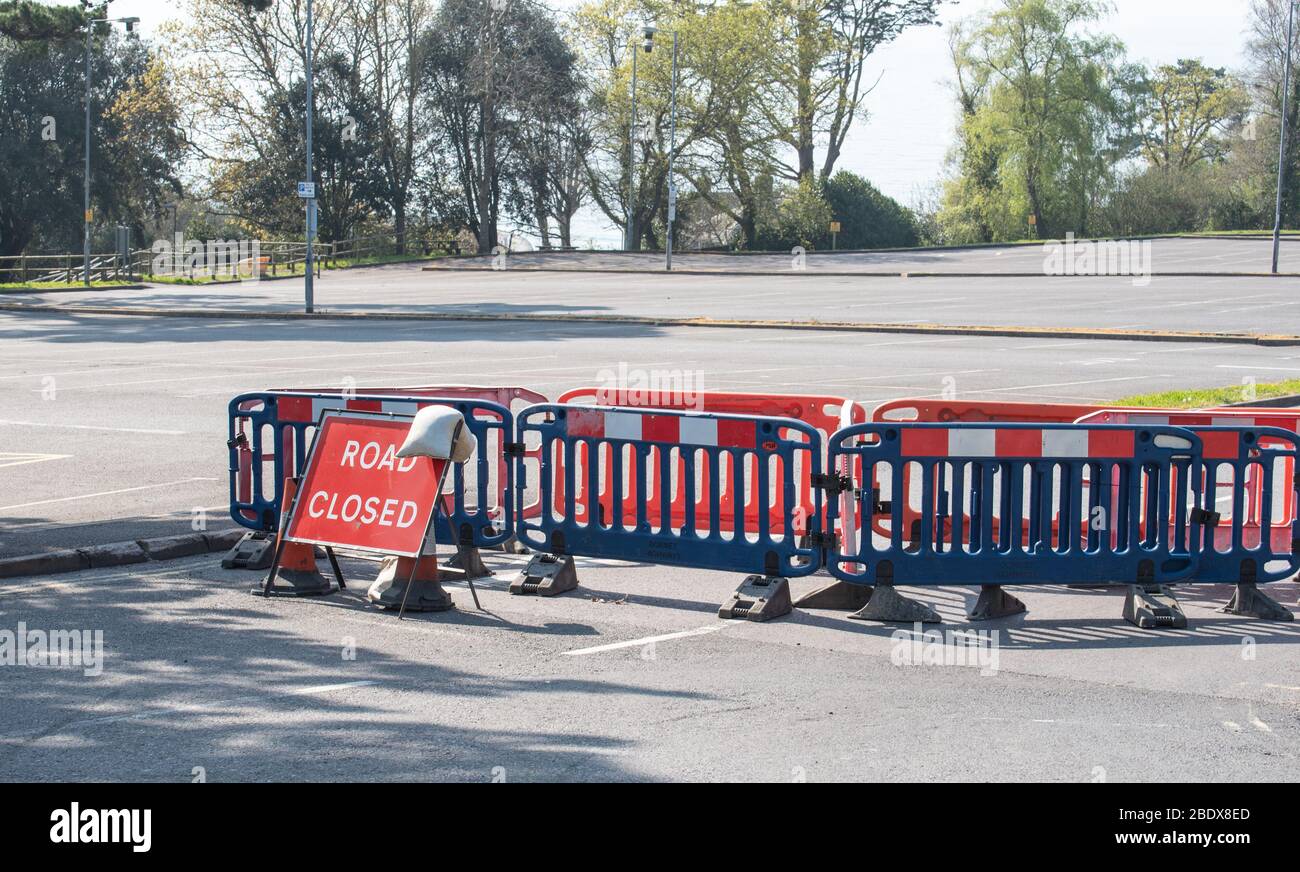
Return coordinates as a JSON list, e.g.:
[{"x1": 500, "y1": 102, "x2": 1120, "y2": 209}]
[{"x1": 87, "y1": 0, "x2": 1260, "y2": 246}]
